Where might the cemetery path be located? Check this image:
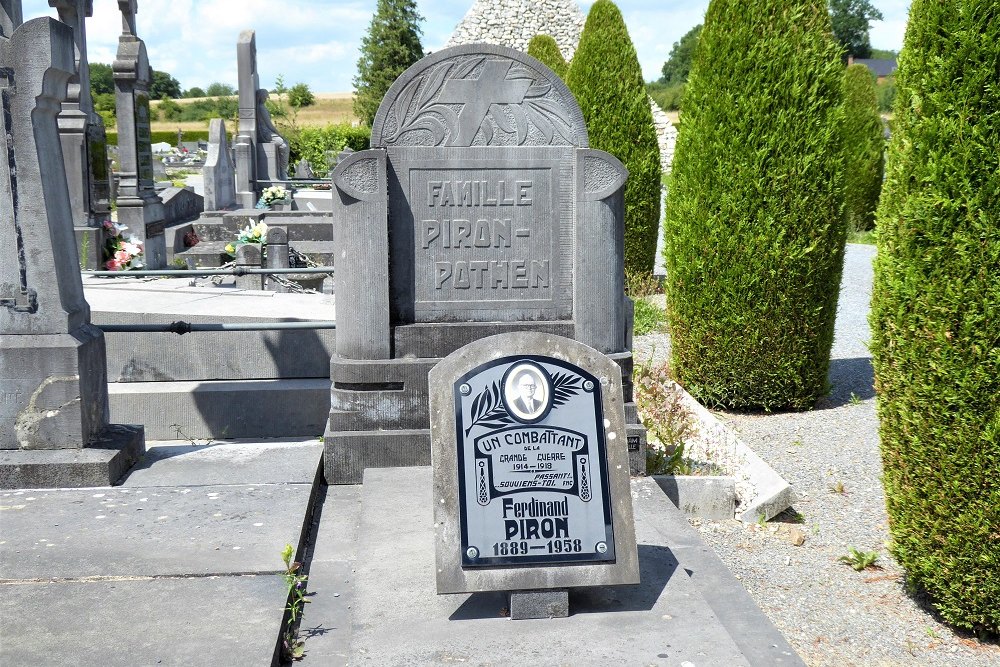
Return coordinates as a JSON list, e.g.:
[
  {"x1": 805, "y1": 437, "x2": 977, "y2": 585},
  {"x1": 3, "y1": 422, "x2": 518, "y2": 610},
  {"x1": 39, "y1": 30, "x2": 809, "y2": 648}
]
[{"x1": 641, "y1": 244, "x2": 999, "y2": 667}]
